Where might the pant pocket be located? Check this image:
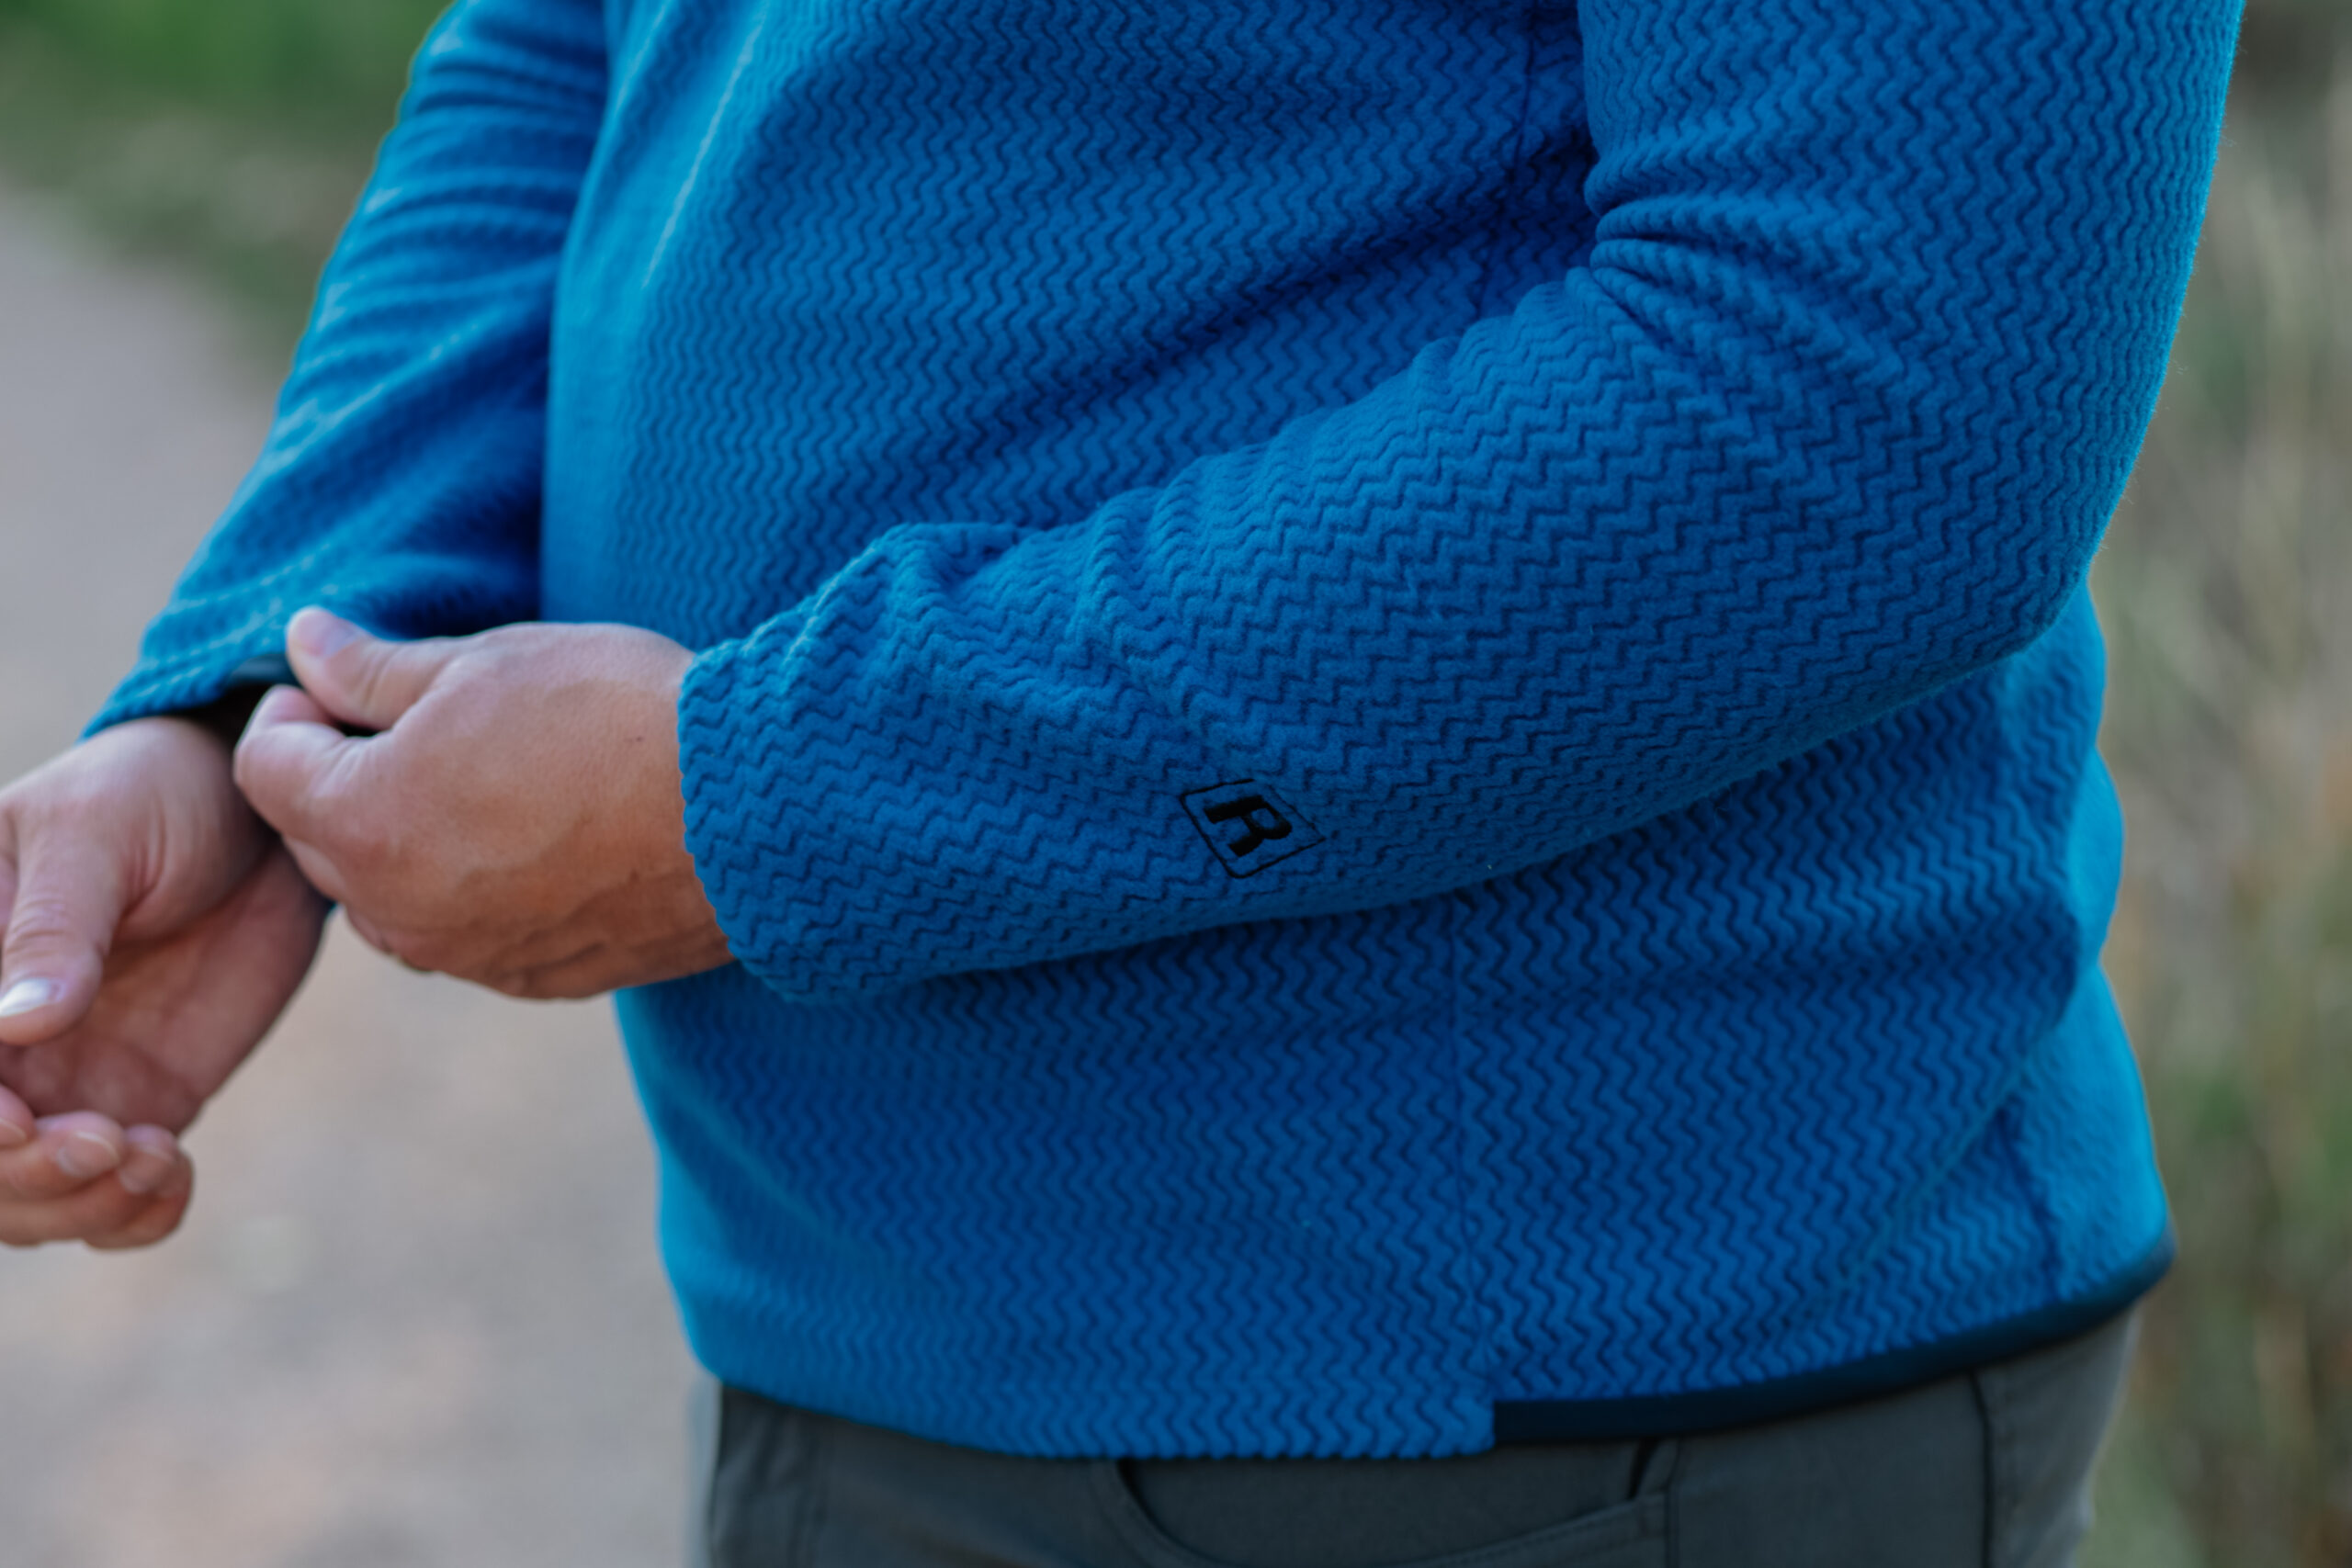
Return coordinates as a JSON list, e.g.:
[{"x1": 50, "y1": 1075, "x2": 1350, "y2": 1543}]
[
  {"x1": 1091, "y1": 1440, "x2": 1675, "y2": 1568},
  {"x1": 1979, "y1": 1308, "x2": 2138, "y2": 1568},
  {"x1": 704, "y1": 1389, "x2": 830, "y2": 1568},
  {"x1": 687, "y1": 1378, "x2": 723, "y2": 1568}
]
